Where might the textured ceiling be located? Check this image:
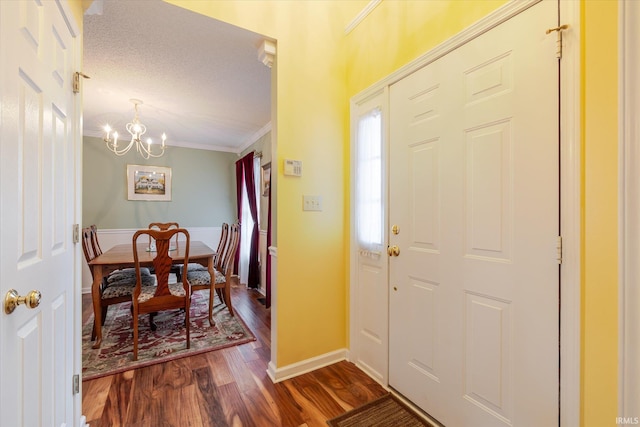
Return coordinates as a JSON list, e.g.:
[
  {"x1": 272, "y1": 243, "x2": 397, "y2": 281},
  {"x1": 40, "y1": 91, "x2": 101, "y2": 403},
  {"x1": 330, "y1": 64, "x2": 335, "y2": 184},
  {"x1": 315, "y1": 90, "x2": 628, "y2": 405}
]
[{"x1": 83, "y1": 0, "x2": 272, "y2": 153}]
